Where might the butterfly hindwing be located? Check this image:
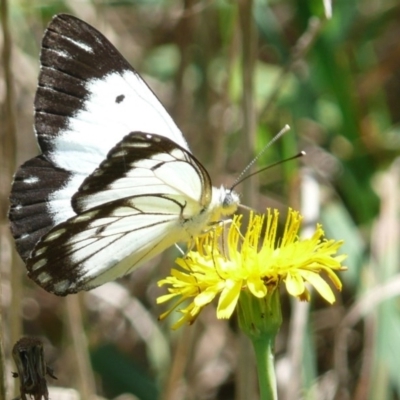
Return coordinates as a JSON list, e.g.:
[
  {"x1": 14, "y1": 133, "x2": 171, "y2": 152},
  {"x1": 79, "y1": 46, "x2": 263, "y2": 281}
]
[
  {"x1": 27, "y1": 195, "x2": 188, "y2": 295},
  {"x1": 72, "y1": 131, "x2": 212, "y2": 214},
  {"x1": 25, "y1": 133, "x2": 214, "y2": 295}
]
